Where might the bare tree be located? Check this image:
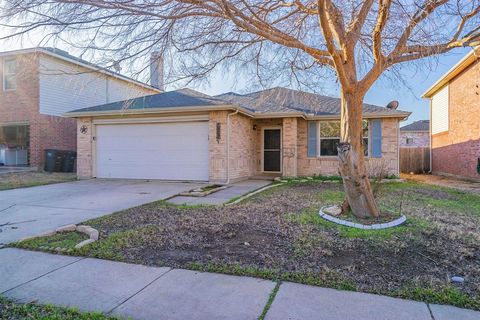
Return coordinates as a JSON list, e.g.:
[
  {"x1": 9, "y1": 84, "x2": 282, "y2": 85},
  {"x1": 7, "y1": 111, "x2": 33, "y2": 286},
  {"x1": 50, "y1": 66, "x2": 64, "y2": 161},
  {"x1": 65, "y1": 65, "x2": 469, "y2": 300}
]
[{"x1": 1, "y1": 0, "x2": 479, "y2": 218}]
